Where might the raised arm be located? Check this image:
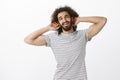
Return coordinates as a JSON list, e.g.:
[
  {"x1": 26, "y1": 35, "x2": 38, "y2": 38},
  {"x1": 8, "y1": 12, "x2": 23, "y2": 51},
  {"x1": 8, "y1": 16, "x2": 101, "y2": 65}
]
[
  {"x1": 24, "y1": 22, "x2": 60, "y2": 46},
  {"x1": 74, "y1": 16, "x2": 107, "y2": 40}
]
